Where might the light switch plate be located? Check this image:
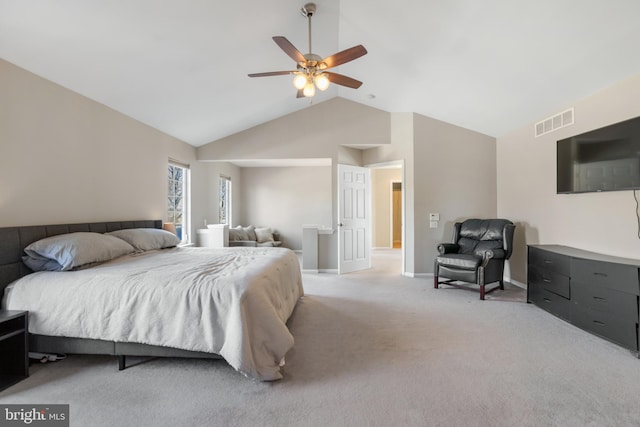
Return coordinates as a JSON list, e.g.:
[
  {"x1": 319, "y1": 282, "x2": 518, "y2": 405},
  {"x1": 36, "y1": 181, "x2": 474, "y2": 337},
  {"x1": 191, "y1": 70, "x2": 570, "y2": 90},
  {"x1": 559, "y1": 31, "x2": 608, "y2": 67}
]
[
  {"x1": 429, "y1": 213, "x2": 440, "y2": 221},
  {"x1": 429, "y1": 221, "x2": 438, "y2": 229}
]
